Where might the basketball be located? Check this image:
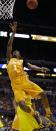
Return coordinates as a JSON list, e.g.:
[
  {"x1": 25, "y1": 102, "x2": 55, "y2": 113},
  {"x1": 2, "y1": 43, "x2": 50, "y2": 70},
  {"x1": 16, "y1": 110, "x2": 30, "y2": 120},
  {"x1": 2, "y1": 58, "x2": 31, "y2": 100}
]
[{"x1": 26, "y1": 0, "x2": 38, "y2": 10}]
